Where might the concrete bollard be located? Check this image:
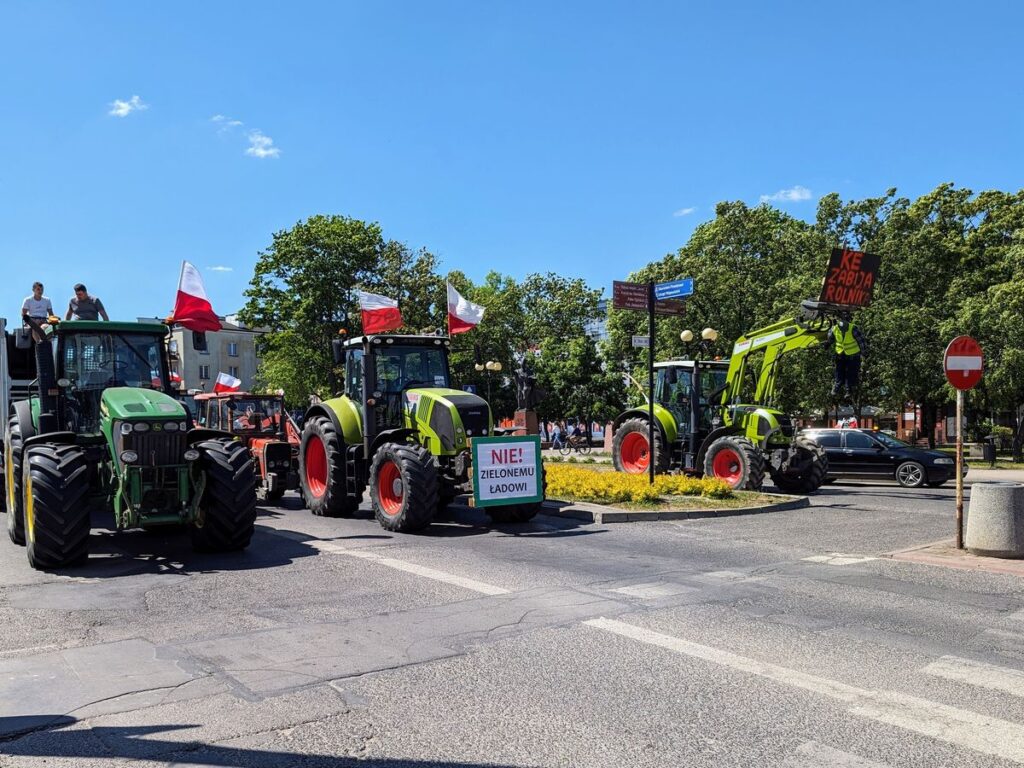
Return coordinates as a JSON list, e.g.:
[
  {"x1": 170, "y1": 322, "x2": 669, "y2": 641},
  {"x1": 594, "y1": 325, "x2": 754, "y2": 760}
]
[{"x1": 965, "y1": 482, "x2": 1024, "y2": 558}]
